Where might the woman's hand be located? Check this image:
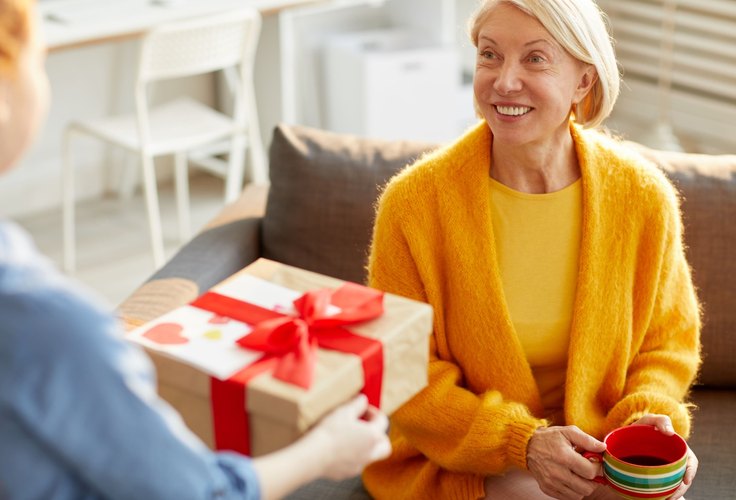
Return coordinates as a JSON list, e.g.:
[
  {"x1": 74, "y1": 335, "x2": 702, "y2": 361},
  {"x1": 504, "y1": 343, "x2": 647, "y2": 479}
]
[
  {"x1": 630, "y1": 414, "x2": 698, "y2": 500},
  {"x1": 309, "y1": 394, "x2": 392, "y2": 480},
  {"x1": 526, "y1": 425, "x2": 606, "y2": 499}
]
